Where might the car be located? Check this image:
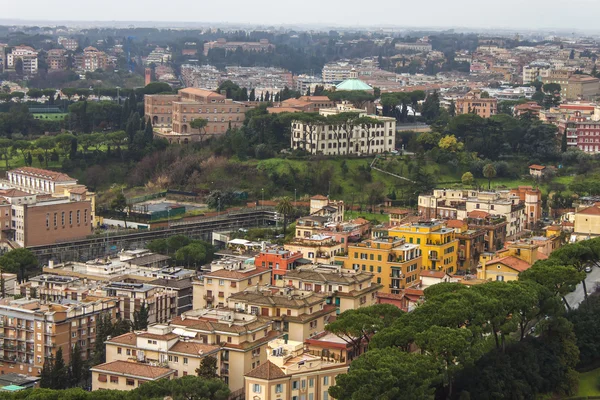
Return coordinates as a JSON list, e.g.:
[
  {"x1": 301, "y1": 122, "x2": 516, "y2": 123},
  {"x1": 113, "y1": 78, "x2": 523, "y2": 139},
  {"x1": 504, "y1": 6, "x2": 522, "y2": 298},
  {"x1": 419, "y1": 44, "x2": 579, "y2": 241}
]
[{"x1": 585, "y1": 266, "x2": 592, "y2": 273}]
